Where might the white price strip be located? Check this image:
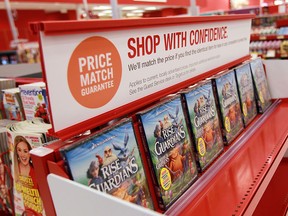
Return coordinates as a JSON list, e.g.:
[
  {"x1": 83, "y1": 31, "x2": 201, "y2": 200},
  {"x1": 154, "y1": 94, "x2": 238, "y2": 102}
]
[{"x1": 266, "y1": 50, "x2": 276, "y2": 58}]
